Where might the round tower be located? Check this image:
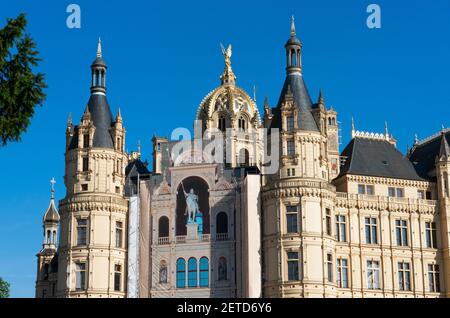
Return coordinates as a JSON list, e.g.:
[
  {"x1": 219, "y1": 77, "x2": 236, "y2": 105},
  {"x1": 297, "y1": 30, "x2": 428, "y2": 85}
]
[{"x1": 57, "y1": 39, "x2": 129, "y2": 298}]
